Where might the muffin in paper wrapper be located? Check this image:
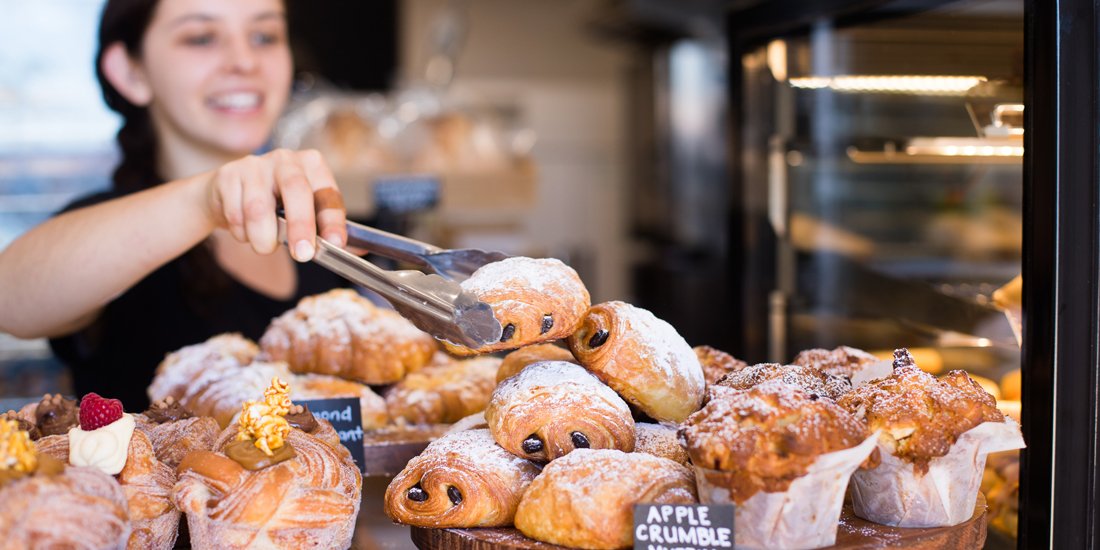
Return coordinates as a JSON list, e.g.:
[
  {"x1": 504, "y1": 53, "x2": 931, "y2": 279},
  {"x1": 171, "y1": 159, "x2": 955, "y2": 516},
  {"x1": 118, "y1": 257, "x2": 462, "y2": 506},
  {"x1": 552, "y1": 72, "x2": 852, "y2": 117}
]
[
  {"x1": 694, "y1": 433, "x2": 879, "y2": 550},
  {"x1": 849, "y1": 418, "x2": 1025, "y2": 528}
]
